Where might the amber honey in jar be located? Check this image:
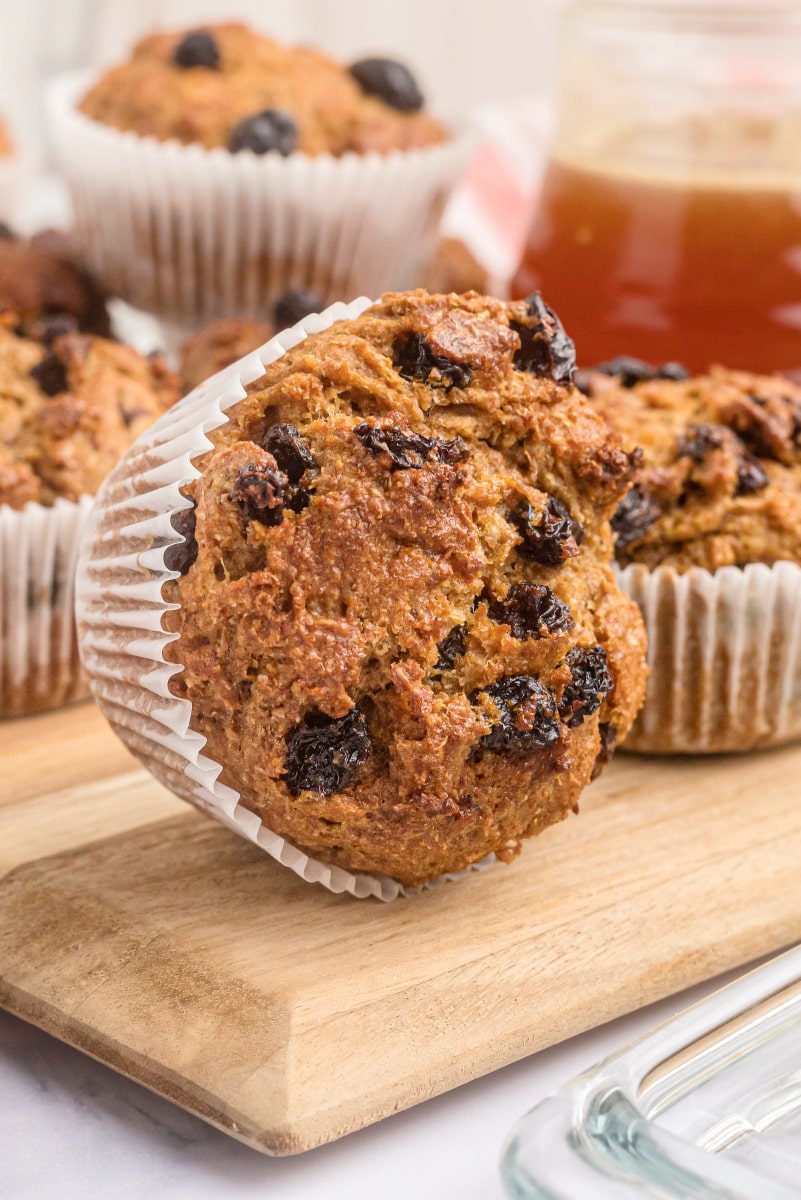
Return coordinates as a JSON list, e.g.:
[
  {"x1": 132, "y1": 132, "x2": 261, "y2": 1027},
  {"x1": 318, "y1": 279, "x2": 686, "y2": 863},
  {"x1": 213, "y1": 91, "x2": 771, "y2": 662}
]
[{"x1": 512, "y1": 0, "x2": 801, "y2": 378}]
